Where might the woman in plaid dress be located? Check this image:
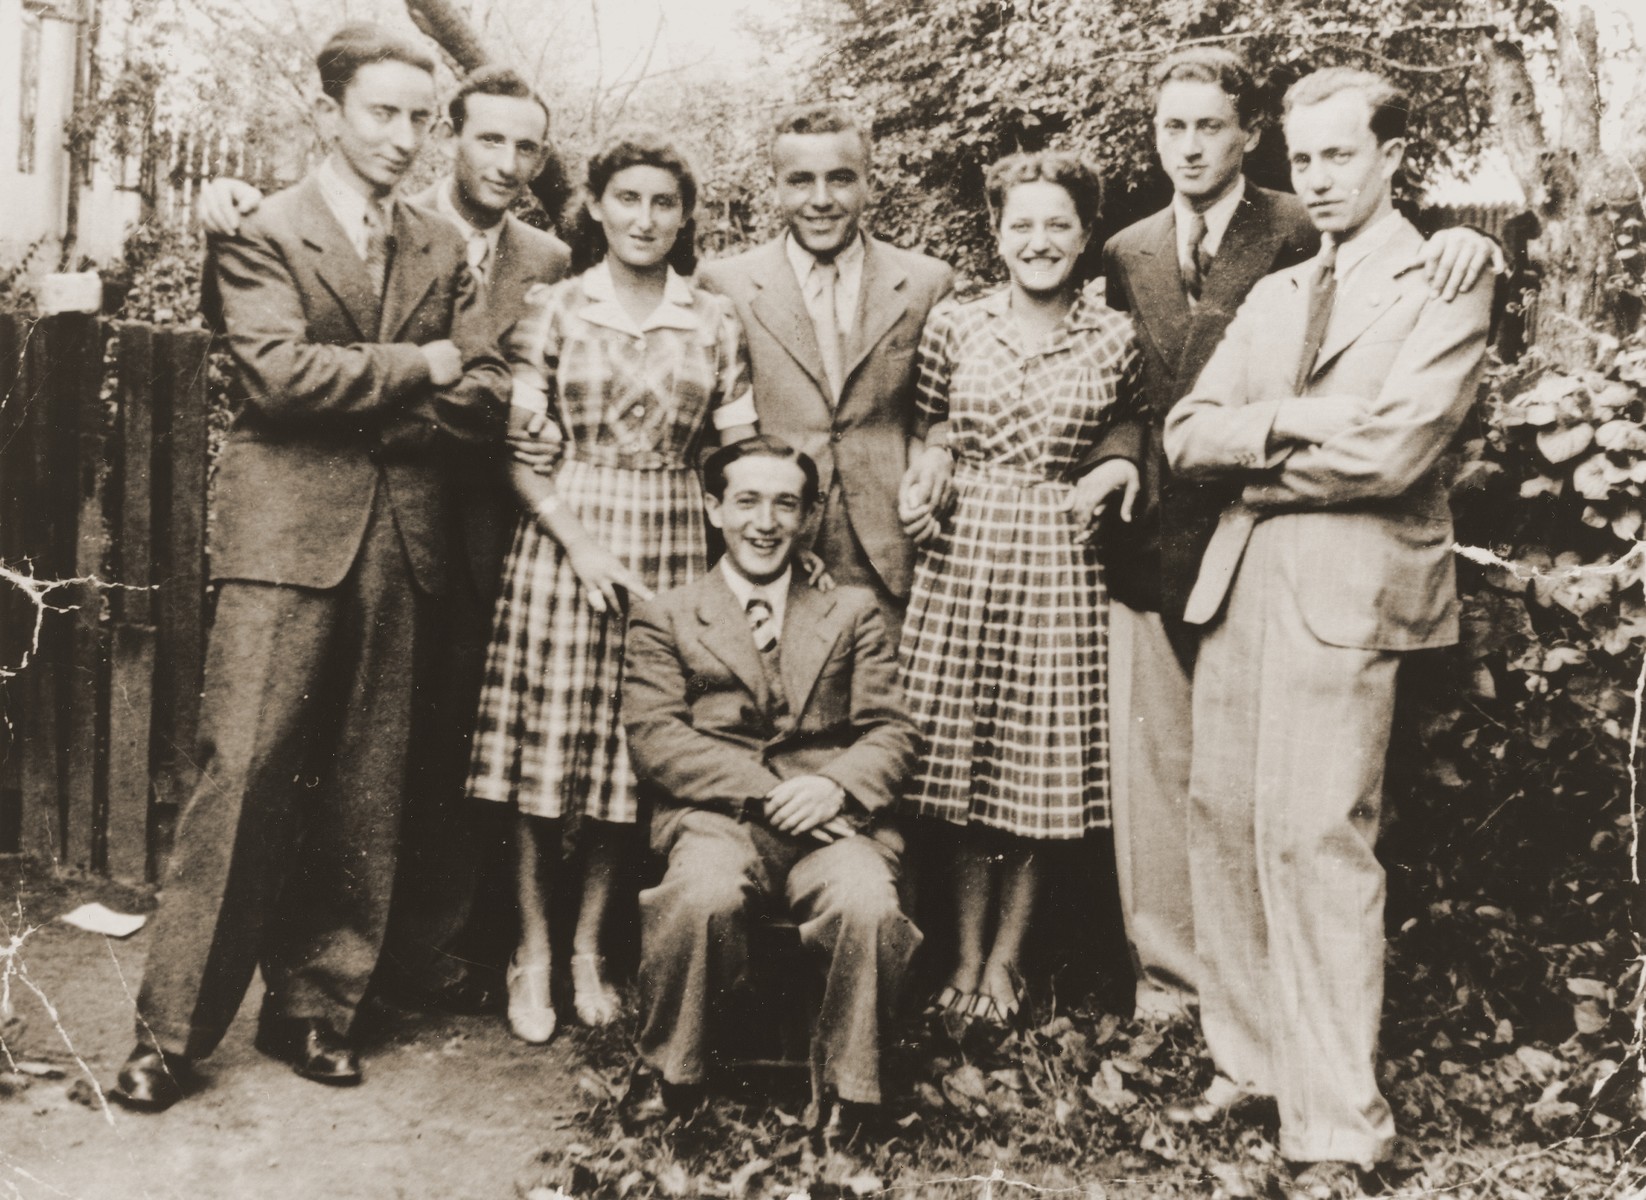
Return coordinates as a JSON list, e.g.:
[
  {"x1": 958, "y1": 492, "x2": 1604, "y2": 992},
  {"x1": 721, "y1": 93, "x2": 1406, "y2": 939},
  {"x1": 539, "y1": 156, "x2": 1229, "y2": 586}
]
[
  {"x1": 897, "y1": 151, "x2": 1141, "y2": 1026},
  {"x1": 468, "y1": 133, "x2": 756, "y2": 1043}
]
